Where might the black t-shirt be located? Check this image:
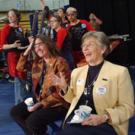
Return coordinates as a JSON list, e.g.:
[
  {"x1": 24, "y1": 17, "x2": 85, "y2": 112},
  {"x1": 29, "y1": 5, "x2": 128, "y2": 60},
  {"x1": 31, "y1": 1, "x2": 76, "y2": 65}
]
[
  {"x1": 78, "y1": 61, "x2": 104, "y2": 114},
  {"x1": 7, "y1": 27, "x2": 29, "y2": 52},
  {"x1": 68, "y1": 22, "x2": 88, "y2": 51}
]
